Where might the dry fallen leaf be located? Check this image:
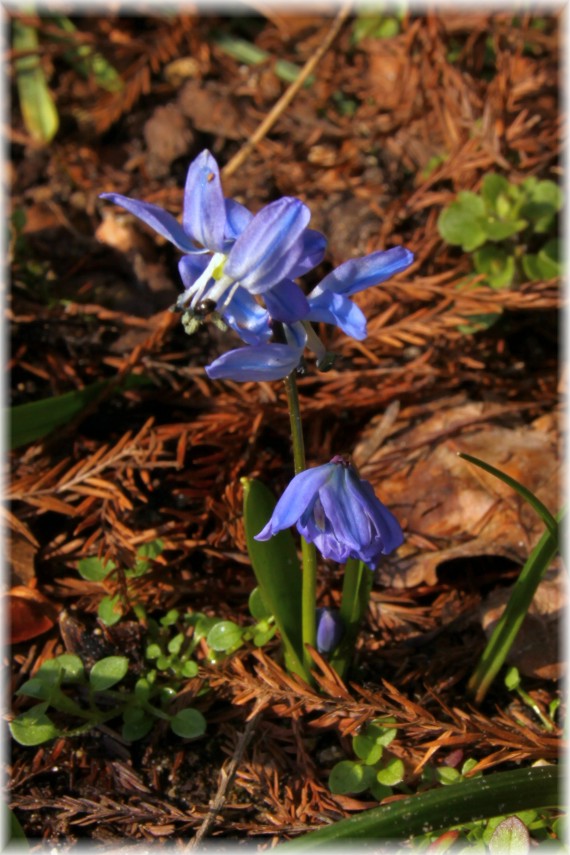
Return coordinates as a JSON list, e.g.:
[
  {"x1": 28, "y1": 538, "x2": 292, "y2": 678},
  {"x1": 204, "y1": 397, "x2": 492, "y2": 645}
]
[{"x1": 6, "y1": 586, "x2": 58, "y2": 645}]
